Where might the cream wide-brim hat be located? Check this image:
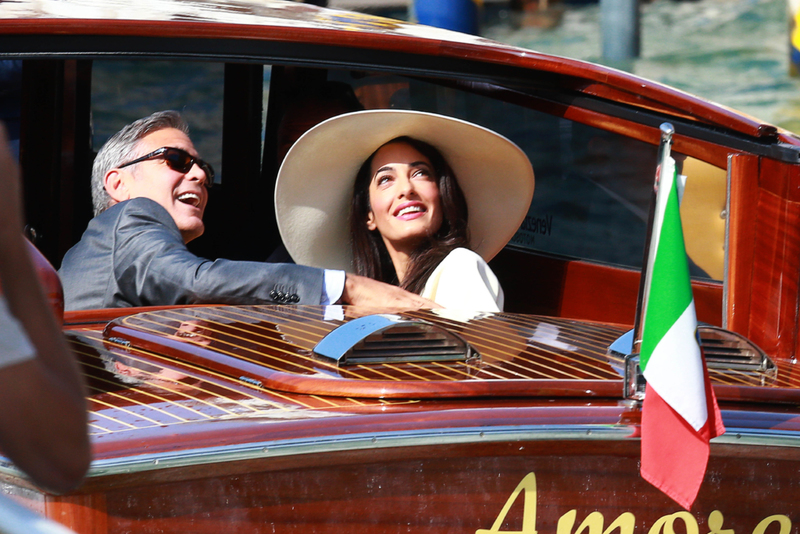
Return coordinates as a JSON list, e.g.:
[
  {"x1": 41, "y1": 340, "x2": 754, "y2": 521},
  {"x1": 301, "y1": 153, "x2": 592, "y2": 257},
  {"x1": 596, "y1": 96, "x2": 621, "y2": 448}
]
[{"x1": 275, "y1": 109, "x2": 535, "y2": 272}]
